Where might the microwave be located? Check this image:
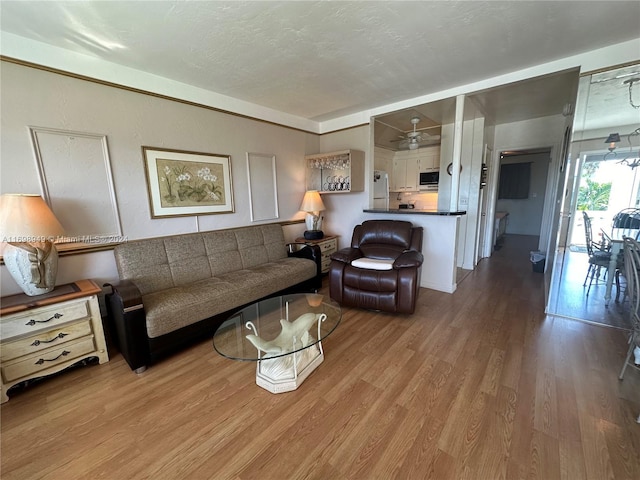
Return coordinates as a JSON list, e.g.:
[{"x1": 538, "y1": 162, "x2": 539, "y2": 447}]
[{"x1": 419, "y1": 170, "x2": 439, "y2": 191}]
